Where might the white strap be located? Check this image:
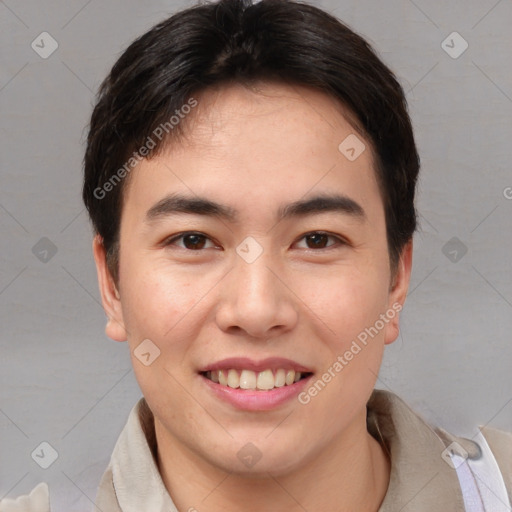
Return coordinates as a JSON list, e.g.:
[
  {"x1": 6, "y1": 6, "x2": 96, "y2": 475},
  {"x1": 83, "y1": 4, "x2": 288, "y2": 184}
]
[{"x1": 450, "y1": 431, "x2": 511, "y2": 512}]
